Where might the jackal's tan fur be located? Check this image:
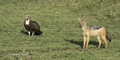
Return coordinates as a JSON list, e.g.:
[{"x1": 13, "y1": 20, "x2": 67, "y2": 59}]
[{"x1": 78, "y1": 17, "x2": 111, "y2": 49}]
